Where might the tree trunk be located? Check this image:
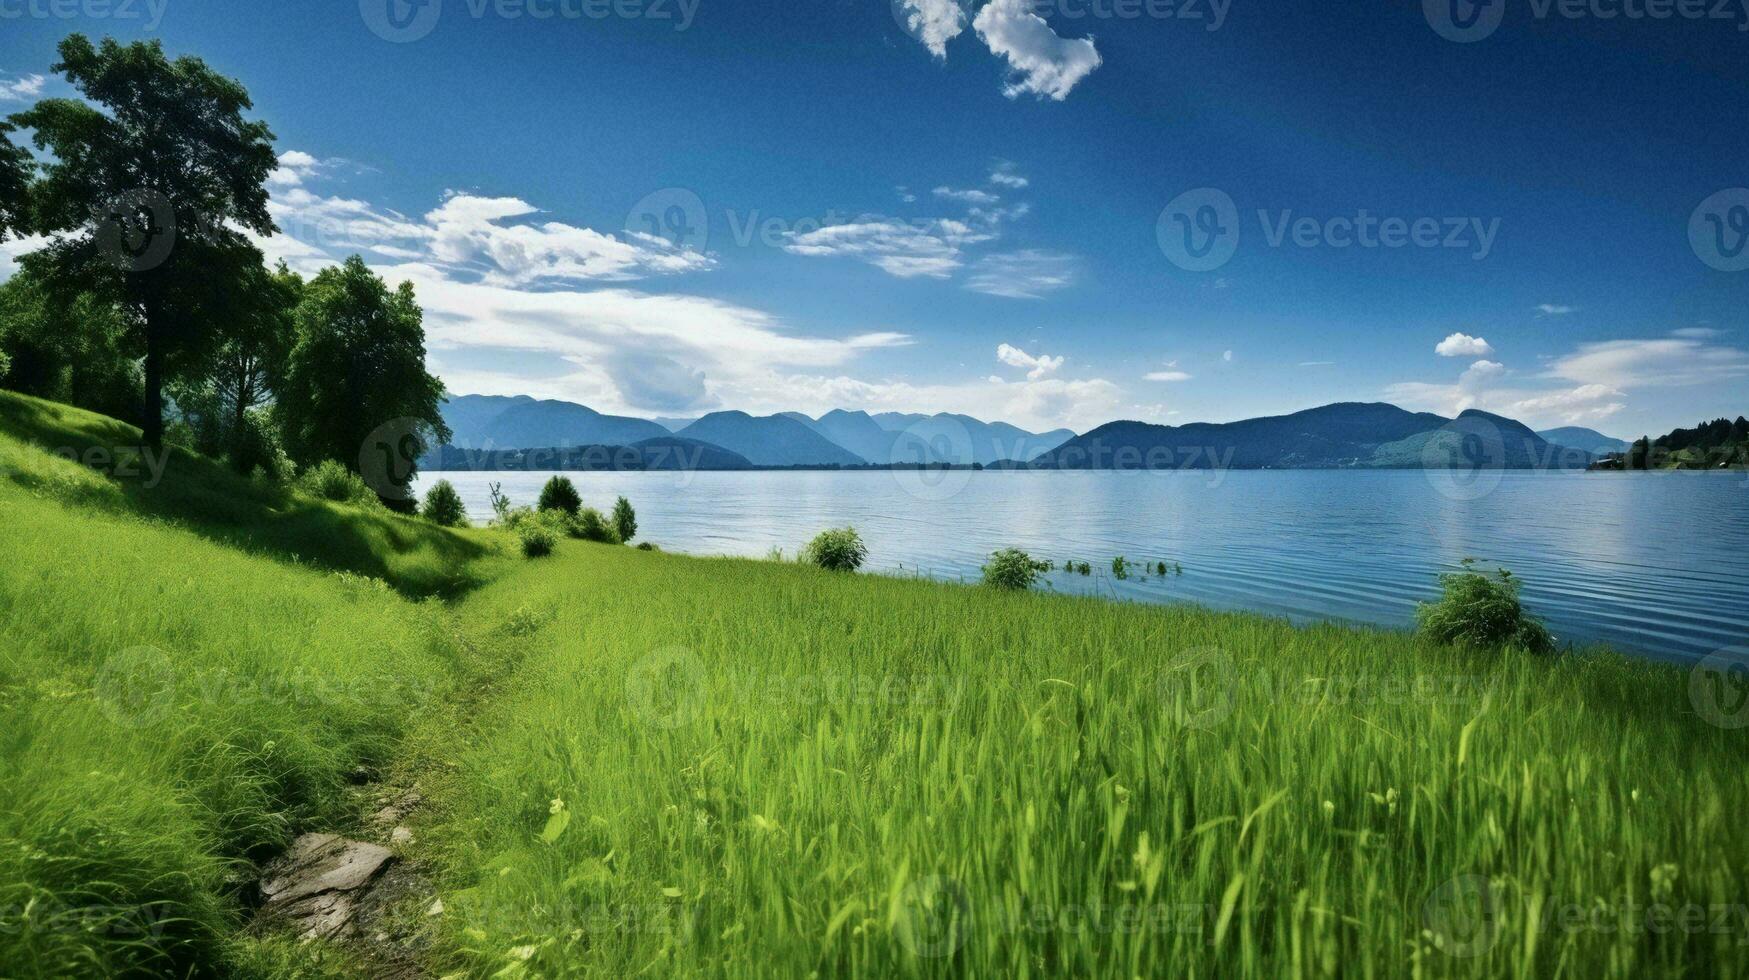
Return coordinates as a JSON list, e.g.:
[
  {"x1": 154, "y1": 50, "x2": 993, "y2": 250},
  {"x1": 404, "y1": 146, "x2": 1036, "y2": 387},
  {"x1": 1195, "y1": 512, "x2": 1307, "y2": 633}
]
[{"x1": 142, "y1": 317, "x2": 163, "y2": 451}]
